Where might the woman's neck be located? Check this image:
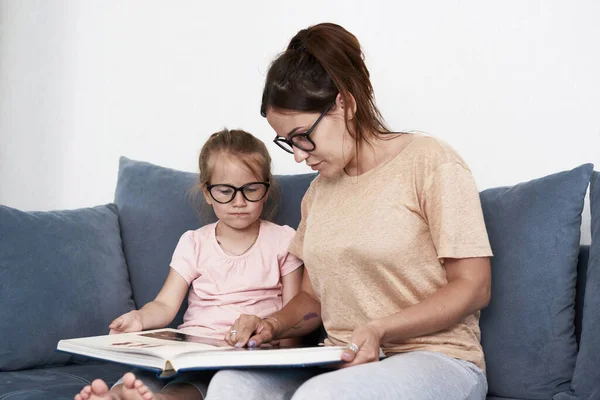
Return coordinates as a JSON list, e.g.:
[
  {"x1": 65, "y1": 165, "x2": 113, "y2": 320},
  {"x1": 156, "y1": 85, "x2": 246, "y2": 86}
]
[{"x1": 344, "y1": 134, "x2": 404, "y2": 176}]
